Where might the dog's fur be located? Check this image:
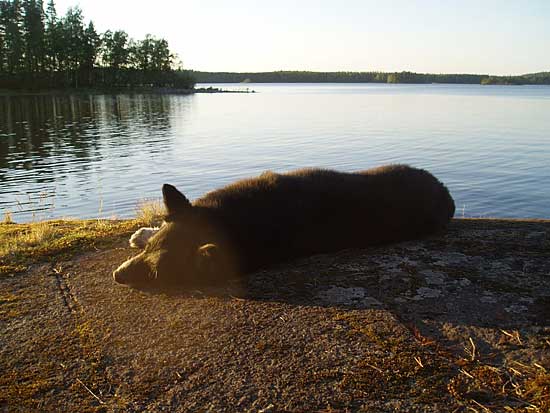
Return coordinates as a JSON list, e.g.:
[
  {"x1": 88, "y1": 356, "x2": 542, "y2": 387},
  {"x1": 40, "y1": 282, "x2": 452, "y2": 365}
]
[{"x1": 114, "y1": 164, "x2": 455, "y2": 287}]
